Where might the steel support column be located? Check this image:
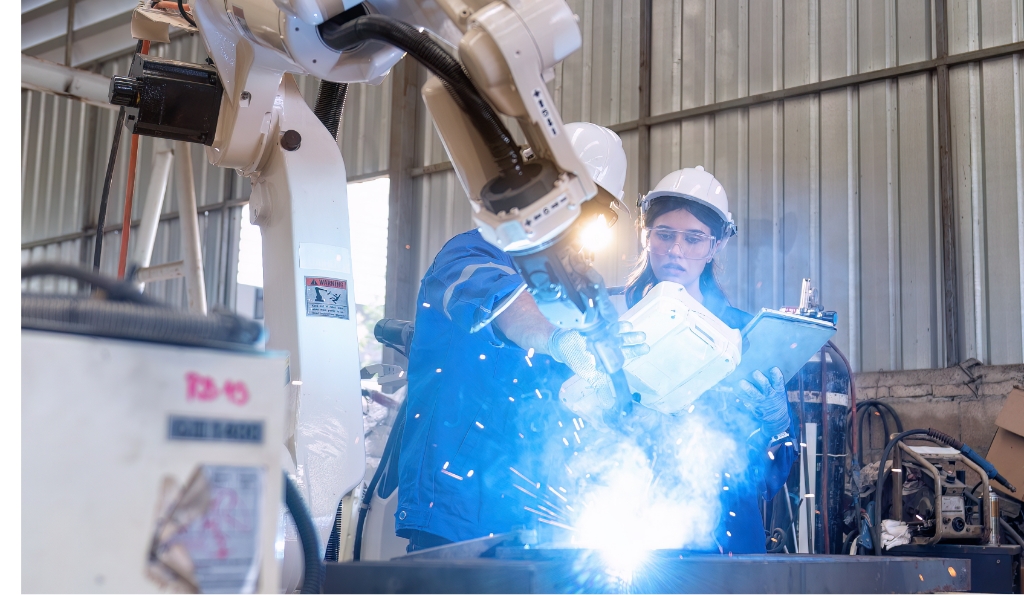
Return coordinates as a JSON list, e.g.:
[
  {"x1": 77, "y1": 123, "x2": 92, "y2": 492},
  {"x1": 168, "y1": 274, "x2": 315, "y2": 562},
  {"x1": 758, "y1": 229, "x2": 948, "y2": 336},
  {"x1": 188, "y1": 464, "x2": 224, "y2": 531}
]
[
  {"x1": 935, "y1": 0, "x2": 961, "y2": 367},
  {"x1": 637, "y1": 0, "x2": 653, "y2": 200},
  {"x1": 384, "y1": 57, "x2": 421, "y2": 365}
]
